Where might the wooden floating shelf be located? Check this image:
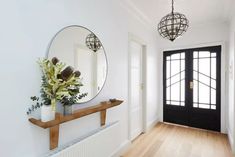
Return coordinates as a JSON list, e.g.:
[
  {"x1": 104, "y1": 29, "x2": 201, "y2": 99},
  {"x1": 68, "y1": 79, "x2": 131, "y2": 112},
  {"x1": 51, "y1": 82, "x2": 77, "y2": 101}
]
[{"x1": 29, "y1": 99, "x2": 123, "y2": 150}]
